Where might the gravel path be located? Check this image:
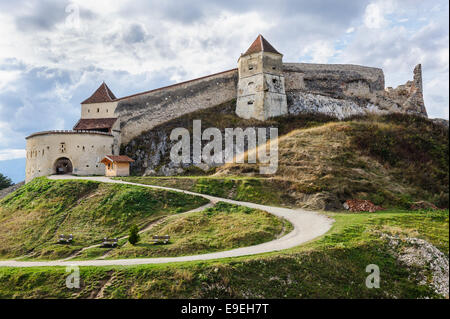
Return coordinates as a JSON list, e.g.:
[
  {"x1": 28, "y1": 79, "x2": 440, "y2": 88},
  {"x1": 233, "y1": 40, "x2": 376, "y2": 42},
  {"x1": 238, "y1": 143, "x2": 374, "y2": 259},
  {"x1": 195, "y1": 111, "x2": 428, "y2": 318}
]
[{"x1": 0, "y1": 175, "x2": 333, "y2": 268}]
